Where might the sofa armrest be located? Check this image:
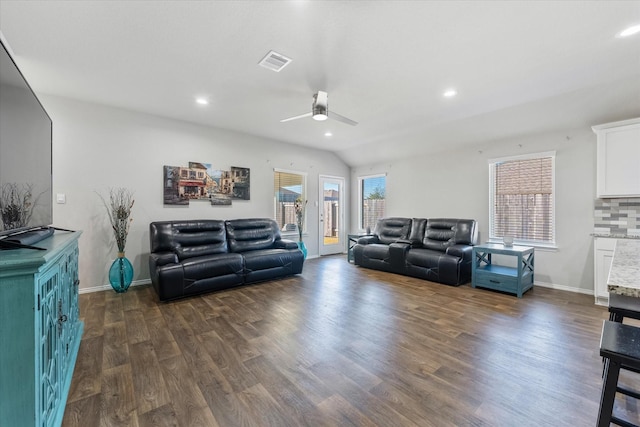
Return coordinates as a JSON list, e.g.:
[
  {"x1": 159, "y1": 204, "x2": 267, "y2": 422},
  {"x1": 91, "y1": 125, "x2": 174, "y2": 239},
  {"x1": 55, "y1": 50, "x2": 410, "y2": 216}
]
[
  {"x1": 396, "y1": 239, "x2": 423, "y2": 248},
  {"x1": 274, "y1": 239, "x2": 299, "y2": 250},
  {"x1": 357, "y1": 235, "x2": 380, "y2": 245},
  {"x1": 446, "y1": 244, "x2": 473, "y2": 262},
  {"x1": 389, "y1": 242, "x2": 411, "y2": 268},
  {"x1": 148, "y1": 252, "x2": 183, "y2": 301},
  {"x1": 150, "y1": 251, "x2": 178, "y2": 267}
]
